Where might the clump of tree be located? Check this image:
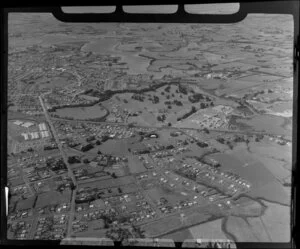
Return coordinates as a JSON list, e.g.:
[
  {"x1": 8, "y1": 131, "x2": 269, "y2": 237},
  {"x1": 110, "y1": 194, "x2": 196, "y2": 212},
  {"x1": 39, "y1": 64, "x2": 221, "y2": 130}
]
[
  {"x1": 203, "y1": 128, "x2": 210, "y2": 134},
  {"x1": 136, "y1": 149, "x2": 151, "y2": 154},
  {"x1": 81, "y1": 143, "x2": 94, "y2": 152},
  {"x1": 178, "y1": 84, "x2": 188, "y2": 95},
  {"x1": 164, "y1": 85, "x2": 171, "y2": 93},
  {"x1": 177, "y1": 106, "x2": 197, "y2": 121},
  {"x1": 27, "y1": 147, "x2": 34, "y2": 152},
  {"x1": 188, "y1": 93, "x2": 205, "y2": 103},
  {"x1": 173, "y1": 100, "x2": 183, "y2": 106},
  {"x1": 165, "y1": 99, "x2": 182, "y2": 106},
  {"x1": 105, "y1": 225, "x2": 145, "y2": 243},
  {"x1": 165, "y1": 145, "x2": 174, "y2": 150},
  {"x1": 152, "y1": 95, "x2": 160, "y2": 104},
  {"x1": 255, "y1": 134, "x2": 264, "y2": 142},
  {"x1": 131, "y1": 94, "x2": 145, "y2": 102},
  {"x1": 68, "y1": 156, "x2": 81, "y2": 164},
  {"x1": 217, "y1": 137, "x2": 226, "y2": 144},
  {"x1": 200, "y1": 102, "x2": 209, "y2": 109},
  {"x1": 86, "y1": 135, "x2": 96, "y2": 142},
  {"x1": 196, "y1": 141, "x2": 209, "y2": 148},
  {"x1": 101, "y1": 135, "x2": 110, "y2": 143},
  {"x1": 157, "y1": 114, "x2": 166, "y2": 122}
]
